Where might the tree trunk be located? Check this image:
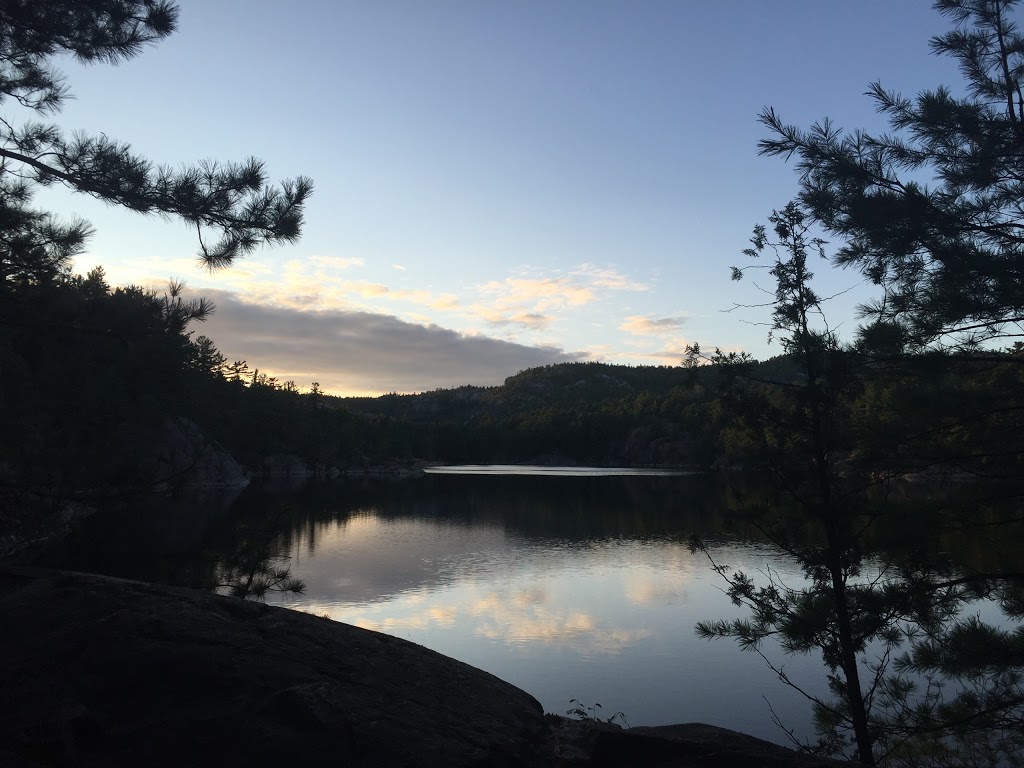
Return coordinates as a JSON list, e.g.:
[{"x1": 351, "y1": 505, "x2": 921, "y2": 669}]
[
  {"x1": 826, "y1": 534, "x2": 875, "y2": 765},
  {"x1": 805, "y1": 332, "x2": 875, "y2": 765}
]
